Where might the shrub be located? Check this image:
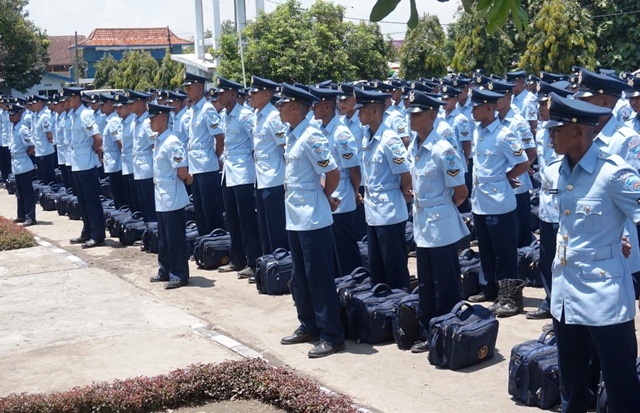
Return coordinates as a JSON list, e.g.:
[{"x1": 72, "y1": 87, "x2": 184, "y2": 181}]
[
  {"x1": 0, "y1": 359, "x2": 358, "y2": 413},
  {"x1": 0, "y1": 216, "x2": 37, "y2": 251}
]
